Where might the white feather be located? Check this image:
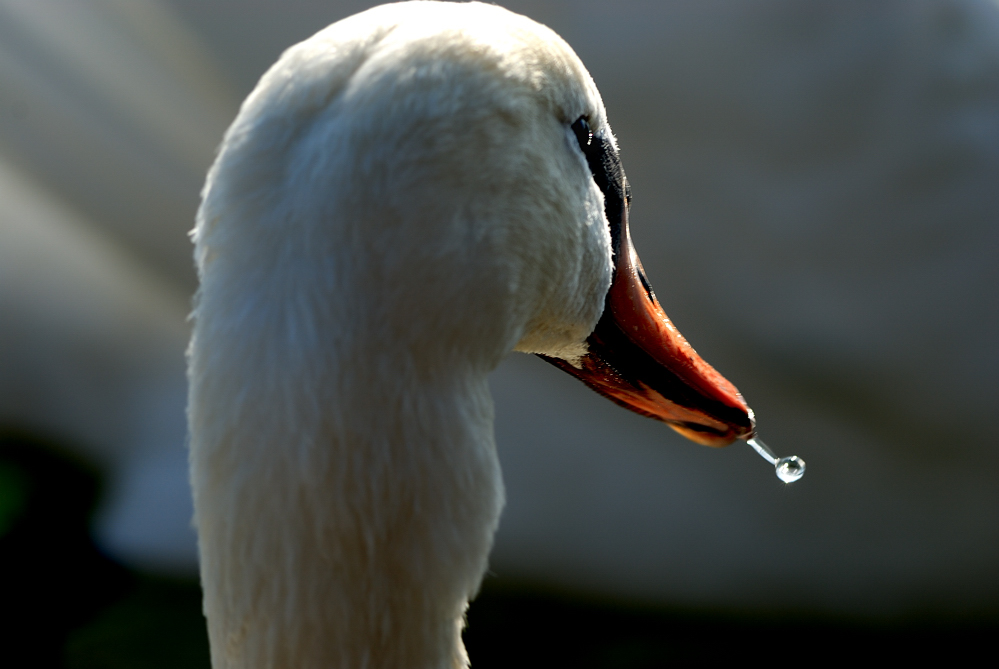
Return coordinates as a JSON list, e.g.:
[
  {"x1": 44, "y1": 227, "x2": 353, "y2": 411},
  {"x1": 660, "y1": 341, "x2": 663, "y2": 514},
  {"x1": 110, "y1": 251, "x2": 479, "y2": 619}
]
[{"x1": 188, "y1": 3, "x2": 615, "y2": 666}]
